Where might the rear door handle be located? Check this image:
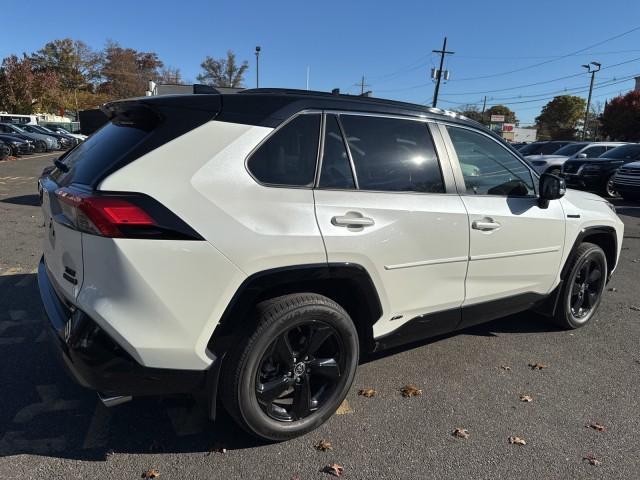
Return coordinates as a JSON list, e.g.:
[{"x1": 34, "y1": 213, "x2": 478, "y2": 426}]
[
  {"x1": 332, "y1": 214, "x2": 375, "y2": 228},
  {"x1": 472, "y1": 218, "x2": 501, "y2": 231}
]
